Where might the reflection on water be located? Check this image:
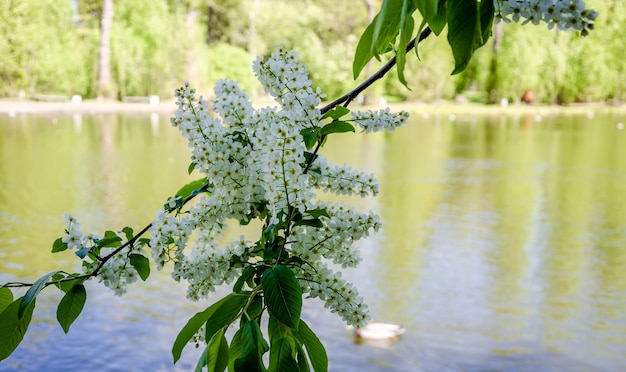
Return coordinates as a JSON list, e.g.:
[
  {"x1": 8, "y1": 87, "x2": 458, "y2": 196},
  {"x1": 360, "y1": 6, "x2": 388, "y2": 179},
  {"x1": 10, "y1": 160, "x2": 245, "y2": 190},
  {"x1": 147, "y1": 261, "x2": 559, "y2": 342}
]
[{"x1": 0, "y1": 110, "x2": 625, "y2": 371}]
